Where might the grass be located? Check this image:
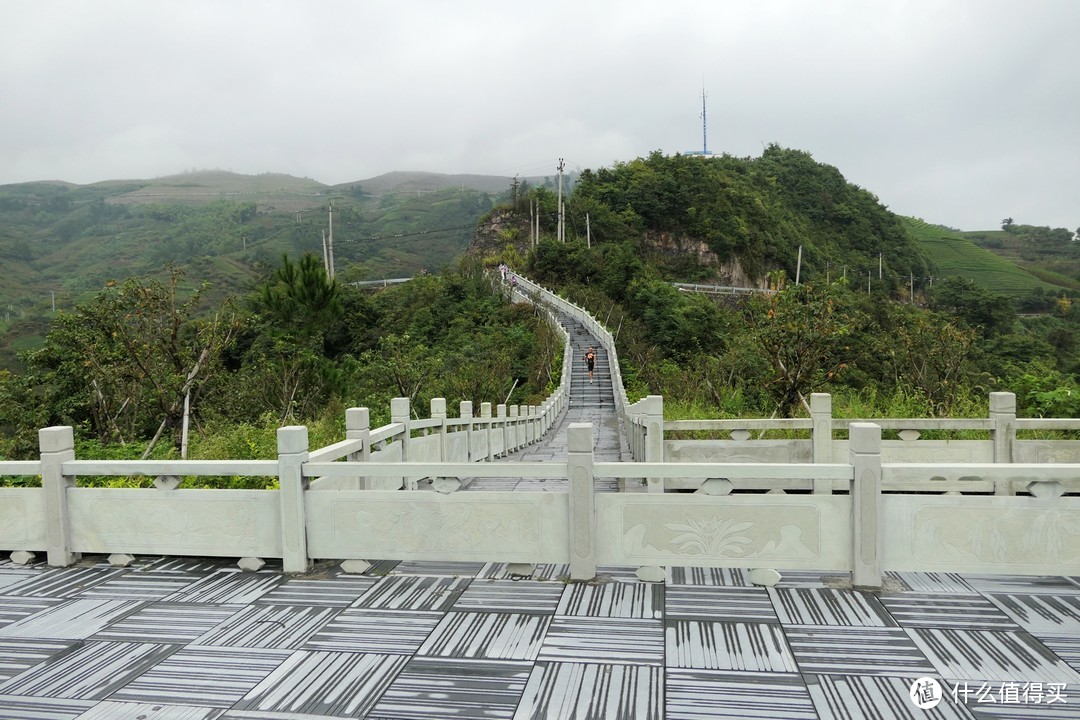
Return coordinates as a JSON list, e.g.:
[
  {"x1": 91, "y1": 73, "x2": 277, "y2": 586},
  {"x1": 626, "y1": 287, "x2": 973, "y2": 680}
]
[{"x1": 902, "y1": 217, "x2": 1059, "y2": 296}]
